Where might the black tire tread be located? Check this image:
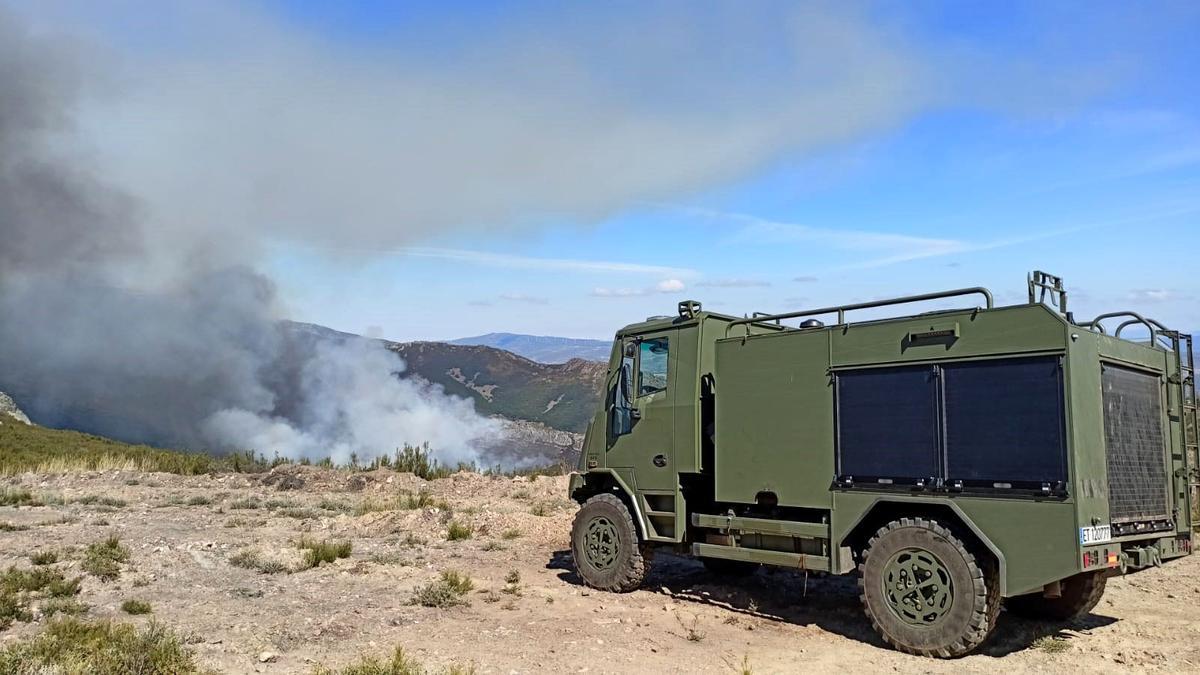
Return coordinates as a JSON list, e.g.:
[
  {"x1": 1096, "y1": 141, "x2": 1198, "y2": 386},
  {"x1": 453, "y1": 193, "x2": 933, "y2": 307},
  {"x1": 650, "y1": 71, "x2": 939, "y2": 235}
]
[
  {"x1": 570, "y1": 493, "x2": 652, "y2": 593},
  {"x1": 858, "y1": 517, "x2": 1001, "y2": 658}
]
